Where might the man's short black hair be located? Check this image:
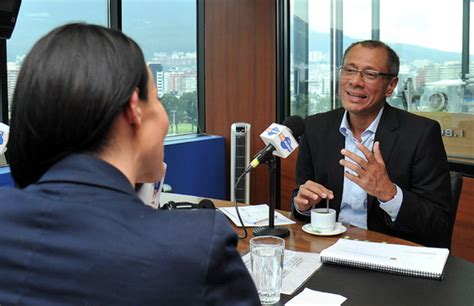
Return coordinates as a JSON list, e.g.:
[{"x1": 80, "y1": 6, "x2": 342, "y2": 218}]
[{"x1": 342, "y1": 40, "x2": 400, "y2": 76}]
